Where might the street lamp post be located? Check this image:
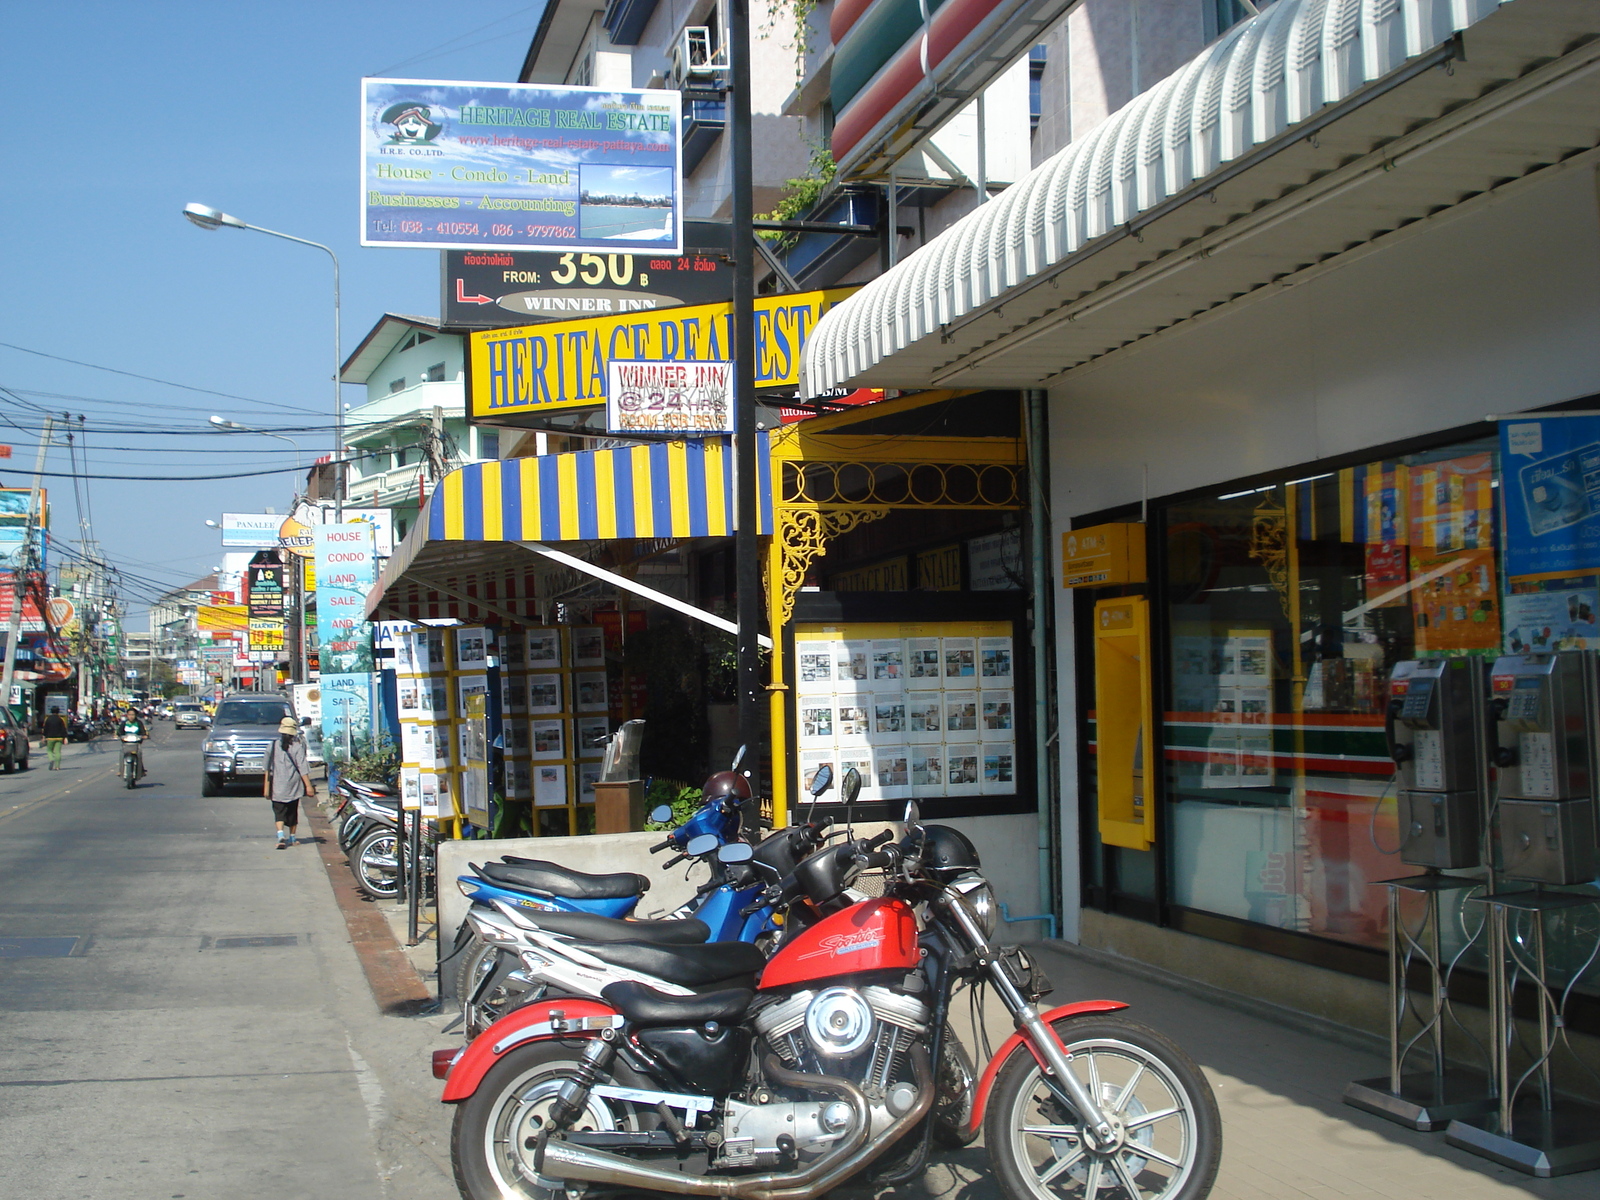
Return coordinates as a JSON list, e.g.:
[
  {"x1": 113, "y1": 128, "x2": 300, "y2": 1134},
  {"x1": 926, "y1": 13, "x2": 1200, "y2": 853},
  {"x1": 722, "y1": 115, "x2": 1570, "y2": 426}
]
[
  {"x1": 208, "y1": 415, "x2": 304, "y2": 477},
  {"x1": 182, "y1": 203, "x2": 343, "y2": 520}
]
